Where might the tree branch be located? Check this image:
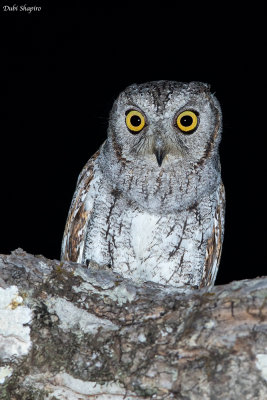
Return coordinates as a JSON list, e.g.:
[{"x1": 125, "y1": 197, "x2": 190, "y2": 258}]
[{"x1": 0, "y1": 249, "x2": 267, "y2": 399}]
